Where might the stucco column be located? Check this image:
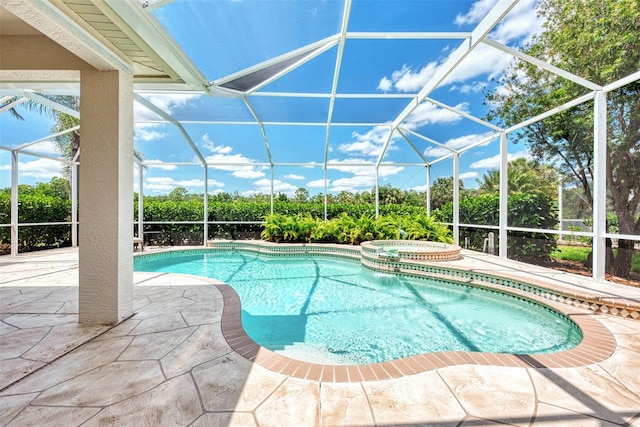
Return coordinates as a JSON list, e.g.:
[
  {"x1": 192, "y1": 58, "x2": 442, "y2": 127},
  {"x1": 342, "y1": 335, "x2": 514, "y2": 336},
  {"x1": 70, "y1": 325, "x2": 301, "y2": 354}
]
[{"x1": 79, "y1": 70, "x2": 133, "y2": 324}]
